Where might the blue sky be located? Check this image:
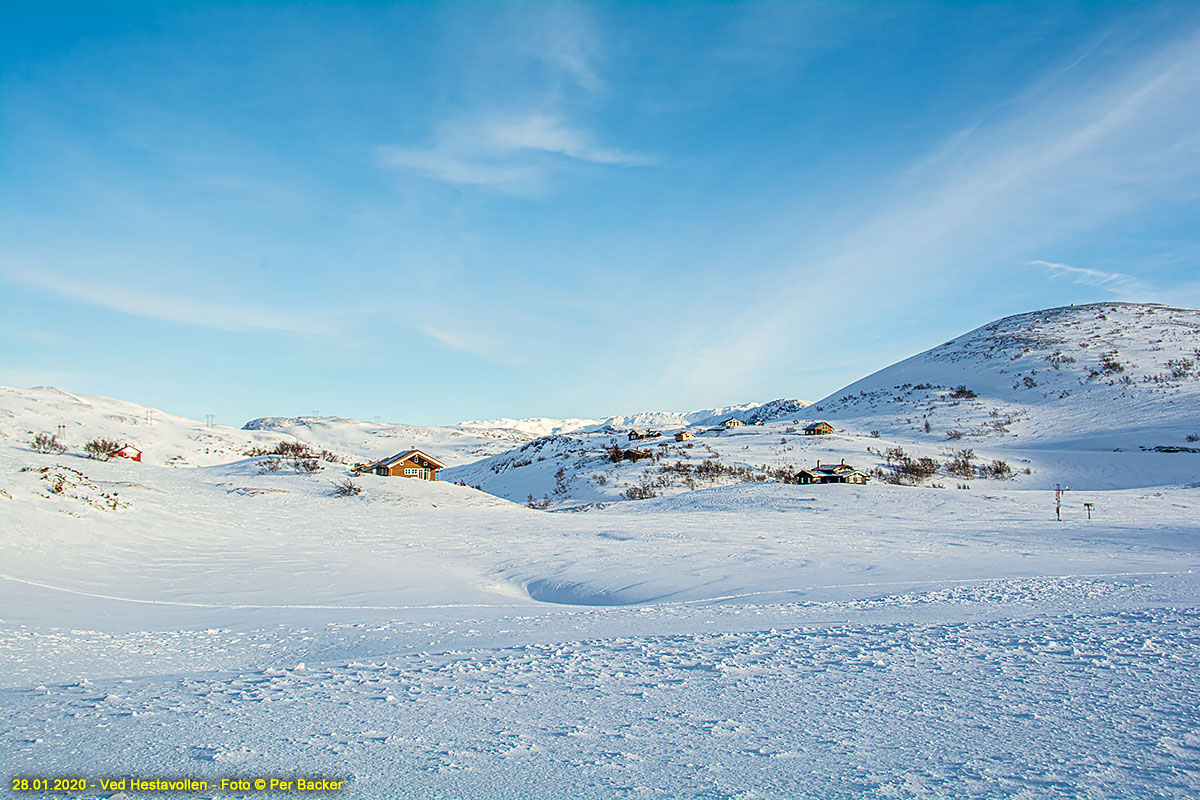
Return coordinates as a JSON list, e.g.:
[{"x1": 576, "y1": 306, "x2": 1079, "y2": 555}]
[{"x1": 3, "y1": 1, "x2": 1198, "y2": 426}]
